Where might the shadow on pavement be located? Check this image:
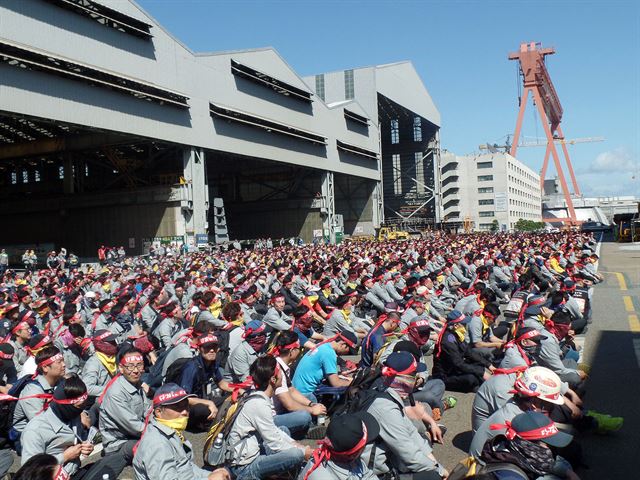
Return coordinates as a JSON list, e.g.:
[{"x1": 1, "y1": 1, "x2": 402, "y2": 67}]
[
  {"x1": 451, "y1": 430, "x2": 473, "y2": 452},
  {"x1": 581, "y1": 329, "x2": 640, "y2": 480}
]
